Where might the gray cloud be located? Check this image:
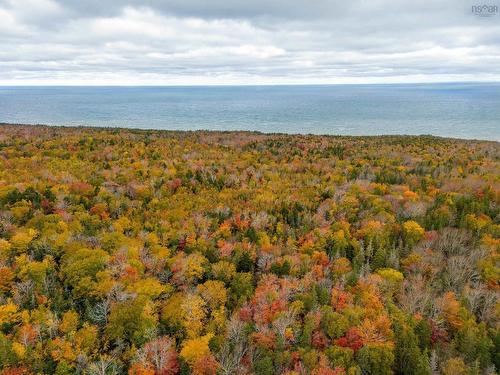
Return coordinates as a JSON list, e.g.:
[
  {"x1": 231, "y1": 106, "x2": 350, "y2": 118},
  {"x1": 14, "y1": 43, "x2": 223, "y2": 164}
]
[{"x1": 0, "y1": 0, "x2": 499, "y2": 84}]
